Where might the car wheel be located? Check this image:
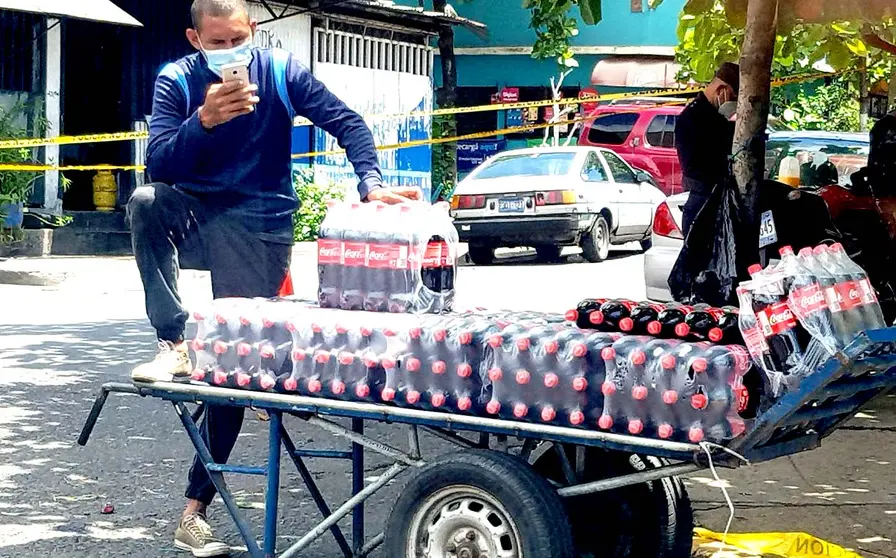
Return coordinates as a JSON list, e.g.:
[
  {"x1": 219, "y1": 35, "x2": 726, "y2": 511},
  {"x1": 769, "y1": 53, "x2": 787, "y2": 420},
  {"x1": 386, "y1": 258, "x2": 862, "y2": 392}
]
[
  {"x1": 535, "y1": 244, "x2": 563, "y2": 263},
  {"x1": 467, "y1": 244, "x2": 494, "y2": 266},
  {"x1": 640, "y1": 237, "x2": 653, "y2": 252},
  {"x1": 581, "y1": 215, "x2": 610, "y2": 263}
]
